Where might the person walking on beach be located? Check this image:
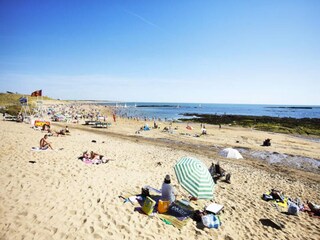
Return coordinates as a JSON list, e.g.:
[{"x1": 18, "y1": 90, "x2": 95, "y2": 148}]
[
  {"x1": 113, "y1": 113, "x2": 116, "y2": 122},
  {"x1": 40, "y1": 134, "x2": 53, "y2": 150}
]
